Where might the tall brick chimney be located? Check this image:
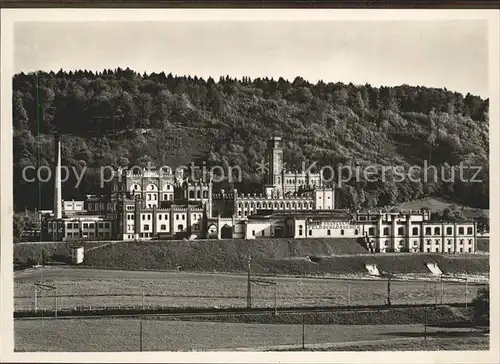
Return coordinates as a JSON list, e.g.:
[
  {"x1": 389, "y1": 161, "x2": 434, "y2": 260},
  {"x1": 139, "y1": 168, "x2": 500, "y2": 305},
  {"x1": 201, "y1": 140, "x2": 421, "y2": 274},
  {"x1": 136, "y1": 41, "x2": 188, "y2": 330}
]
[{"x1": 54, "y1": 133, "x2": 62, "y2": 219}]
